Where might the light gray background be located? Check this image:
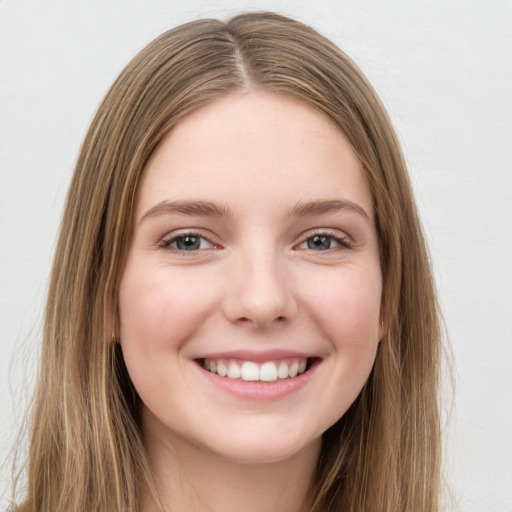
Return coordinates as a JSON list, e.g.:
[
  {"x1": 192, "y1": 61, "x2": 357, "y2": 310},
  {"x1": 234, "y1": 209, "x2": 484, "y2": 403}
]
[{"x1": 1, "y1": 1, "x2": 511, "y2": 510}]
